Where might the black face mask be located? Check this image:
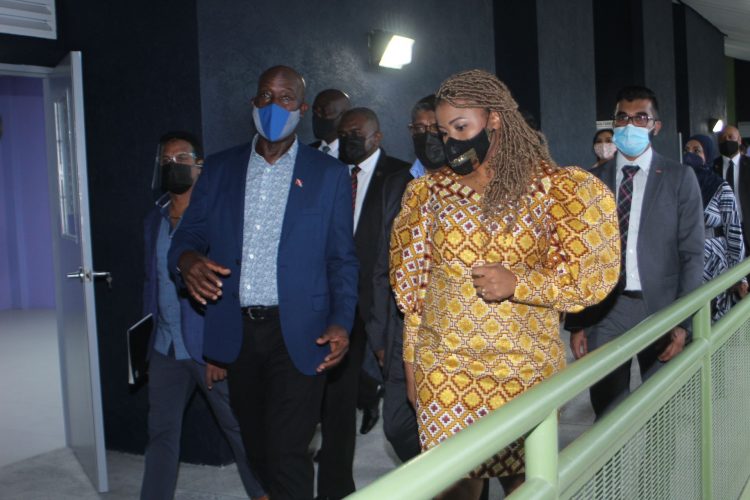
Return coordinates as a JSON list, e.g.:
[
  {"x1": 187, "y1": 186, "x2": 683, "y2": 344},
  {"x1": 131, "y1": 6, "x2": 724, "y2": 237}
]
[
  {"x1": 338, "y1": 134, "x2": 369, "y2": 165},
  {"x1": 443, "y1": 128, "x2": 492, "y2": 175},
  {"x1": 719, "y1": 140, "x2": 739, "y2": 158},
  {"x1": 682, "y1": 152, "x2": 704, "y2": 169},
  {"x1": 312, "y1": 114, "x2": 337, "y2": 141},
  {"x1": 161, "y1": 162, "x2": 195, "y2": 194},
  {"x1": 413, "y1": 132, "x2": 446, "y2": 170}
]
